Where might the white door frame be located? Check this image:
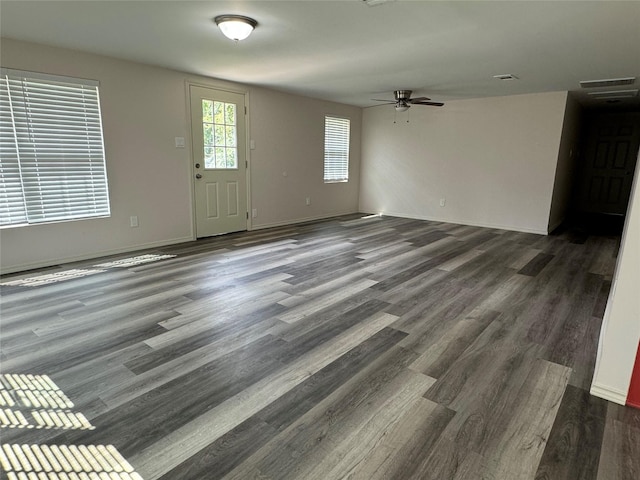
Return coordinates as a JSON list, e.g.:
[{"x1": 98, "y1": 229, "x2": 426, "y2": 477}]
[{"x1": 186, "y1": 81, "x2": 252, "y2": 238}]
